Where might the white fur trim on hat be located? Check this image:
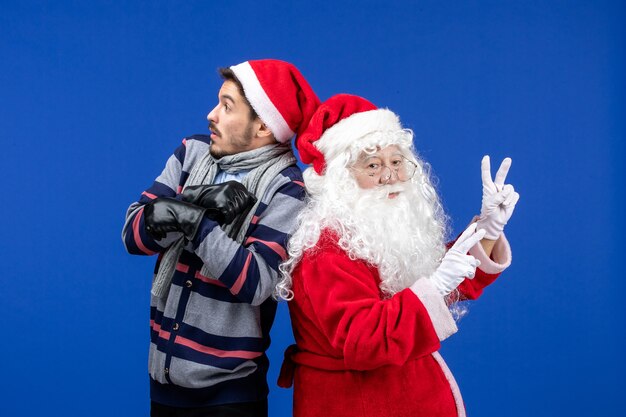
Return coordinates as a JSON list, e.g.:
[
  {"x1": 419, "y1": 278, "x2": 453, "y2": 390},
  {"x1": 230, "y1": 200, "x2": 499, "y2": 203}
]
[
  {"x1": 230, "y1": 62, "x2": 296, "y2": 143},
  {"x1": 314, "y1": 108, "x2": 402, "y2": 163}
]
